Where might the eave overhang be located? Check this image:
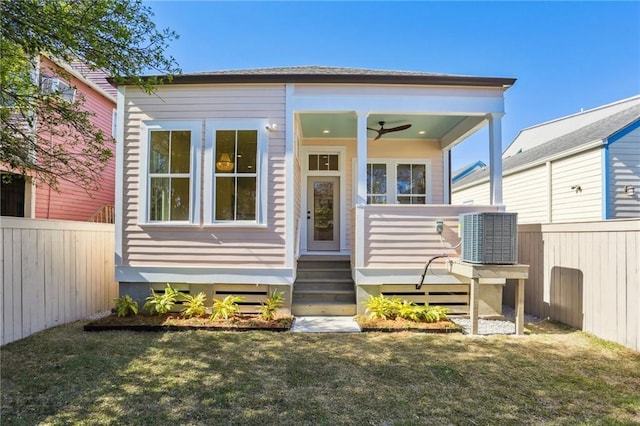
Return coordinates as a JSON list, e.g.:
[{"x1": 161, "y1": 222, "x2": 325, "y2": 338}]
[{"x1": 109, "y1": 73, "x2": 516, "y2": 89}]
